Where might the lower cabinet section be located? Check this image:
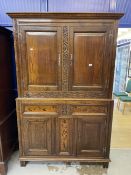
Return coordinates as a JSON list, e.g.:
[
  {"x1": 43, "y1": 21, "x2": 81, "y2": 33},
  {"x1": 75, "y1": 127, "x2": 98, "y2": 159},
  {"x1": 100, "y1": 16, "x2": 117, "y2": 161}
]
[{"x1": 16, "y1": 98, "x2": 113, "y2": 167}]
